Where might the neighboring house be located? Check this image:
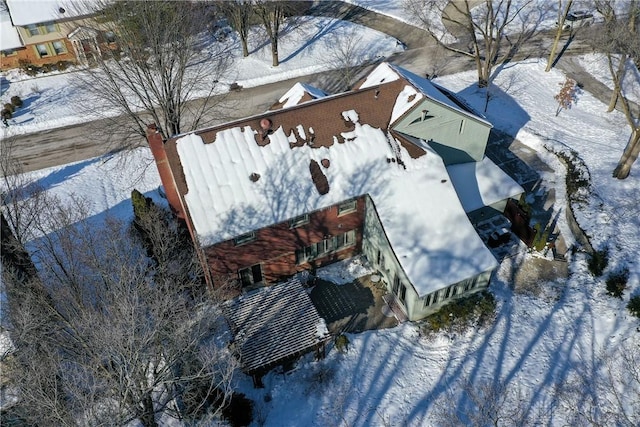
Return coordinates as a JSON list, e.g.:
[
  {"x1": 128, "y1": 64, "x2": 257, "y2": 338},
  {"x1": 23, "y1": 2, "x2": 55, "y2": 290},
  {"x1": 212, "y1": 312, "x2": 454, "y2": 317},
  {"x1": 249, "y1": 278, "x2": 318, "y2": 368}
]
[
  {"x1": 147, "y1": 62, "x2": 523, "y2": 322},
  {"x1": 0, "y1": 0, "x2": 112, "y2": 71}
]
